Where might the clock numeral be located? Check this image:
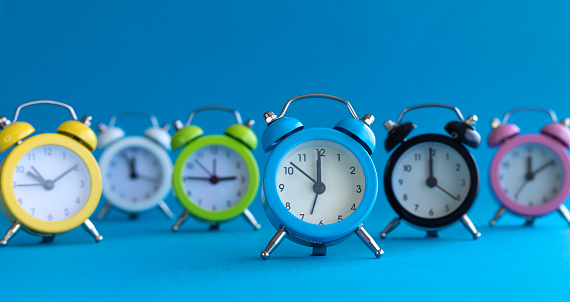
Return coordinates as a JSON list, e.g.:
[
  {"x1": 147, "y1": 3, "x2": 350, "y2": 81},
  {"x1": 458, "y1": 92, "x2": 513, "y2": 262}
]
[
  {"x1": 502, "y1": 161, "x2": 510, "y2": 169},
  {"x1": 27, "y1": 153, "x2": 35, "y2": 161},
  {"x1": 403, "y1": 165, "x2": 412, "y2": 172},
  {"x1": 62, "y1": 152, "x2": 66, "y2": 160},
  {"x1": 30, "y1": 208, "x2": 35, "y2": 215},
  {"x1": 414, "y1": 154, "x2": 421, "y2": 161},
  {"x1": 398, "y1": 179, "x2": 403, "y2": 186},
  {"x1": 414, "y1": 204, "x2": 419, "y2": 211},
  {"x1": 284, "y1": 167, "x2": 294, "y2": 175},
  {"x1": 513, "y1": 151, "x2": 520, "y2": 158},
  {"x1": 44, "y1": 148, "x2": 52, "y2": 156},
  {"x1": 429, "y1": 209, "x2": 434, "y2": 216},
  {"x1": 356, "y1": 185, "x2": 362, "y2": 193},
  {"x1": 542, "y1": 197, "x2": 548, "y2": 204},
  {"x1": 552, "y1": 187, "x2": 558, "y2": 194},
  {"x1": 211, "y1": 147, "x2": 218, "y2": 154},
  {"x1": 338, "y1": 215, "x2": 343, "y2": 221},
  {"x1": 278, "y1": 184, "x2": 285, "y2": 192},
  {"x1": 556, "y1": 173, "x2": 563, "y2": 180},
  {"x1": 461, "y1": 179, "x2": 466, "y2": 186},
  {"x1": 349, "y1": 167, "x2": 356, "y2": 174},
  {"x1": 212, "y1": 205, "x2": 217, "y2": 210},
  {"x1": 18, "y1": 198, "x2": 22, "y2": 205},
  {"x1": 226, "y1": 150, "x2": 231, "y2": 158},
  {"x1": 198, "y1": 199, "x2": 203, "y2": 205},
  {"x1": 197, "y1": 151, "x2": 204, "y2": 158},
  {"x1": 236, "y1": 161, "x2": 241, "y2": 169},
  {"x1": 316, "y1": 149, "x2": 325, "y2": 156},
  {"x1": 403, "y1": 194, "x2": 408, "y2": 201},
  {"x1": 446, "y1": 153, "x2": 449, "y2": 160},
  {"x1": 47, "y1": 214, "x2": 53, "y2": 221},
  {"x1": 300, "y1": 214, "x2": 305, "y2": 220},
  {"x1": 430, "y1": 148, "x2": 436, "y2": 156},
  {"x1": 237, "y1": 191, "x2": 242, "y2": 197},
  {"x1": 351, "y1": 203, "x2": 356, "y2": 211},
  {"x1": 226, "y1": 200, "x2": 232, "y2": 207},
  {"x1": 298, "y1": 154, "x2": 307, "y2": 162},
  {"x1": 187, "y1": 191, "x2": 192, "y2": 197},
  {"x1": 16, "y1": 165, "x2": 25, "y2": 173},
  {"x1": 456, "y1": 164, "x2": 461, "y2": 171},
  {"x1": 187, "y1": 162, "x2": 194, "y2": 169},
  {"x1": 337, "y1": 154, "x2": 341, "y2": 161},
  {"x1": 285, "y1": 202, "x2": 291, "y2": 210},
  {"x1": 64, "y1": 208, "x2": 70, "y2": 216},
  {"x1": 75, "y1": 197, "x2": 81, "y2": 204},
  {"x1": 525, "y1": 146, "x2": 533, "y2": 153},
  {"x1": 456, "y1": 194, "x2": 461, "y2": 200},
  {"x1": 79, "y1": 180, "x2": 85, "y2": 188},
  {"x1": 241, "y1": 176, "x2": 246, "y2": 183},
  {"x1": 319, "y1": 220, "x2": 324, "y2": 225},
  {"x1": 13, "y1": 181, "x2": 17, "y2": 188},
  {"x1": 445, "y1": 204, "x2": 450, "y2": 212}
]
